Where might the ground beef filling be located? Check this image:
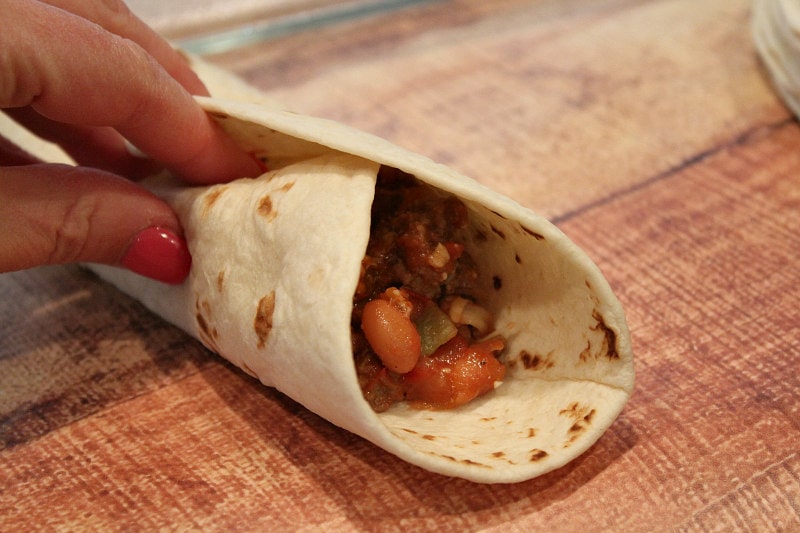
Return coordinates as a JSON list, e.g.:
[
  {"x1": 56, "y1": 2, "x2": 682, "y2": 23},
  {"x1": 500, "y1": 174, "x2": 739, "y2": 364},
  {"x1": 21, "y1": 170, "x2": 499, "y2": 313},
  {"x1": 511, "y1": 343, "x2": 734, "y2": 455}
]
[{"x1": 352, "y1": 167, "x2": 506, "y2": 412}]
